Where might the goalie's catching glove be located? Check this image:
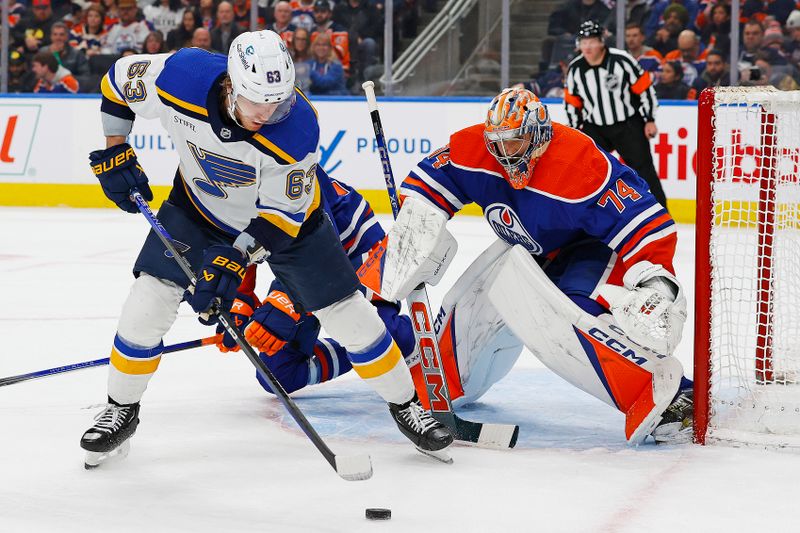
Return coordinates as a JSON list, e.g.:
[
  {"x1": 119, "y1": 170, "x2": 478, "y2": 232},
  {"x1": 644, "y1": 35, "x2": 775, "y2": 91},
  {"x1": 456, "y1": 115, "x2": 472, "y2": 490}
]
[
  {"x1": 244, "y1": 290, "x2": 303, "y2": 355},
  {"x1": 89, "y1": 143, "x2": 152, "y2": 213},
  {"x1": 598, "y1": 261, "x2": 687, "y2": 355}
]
